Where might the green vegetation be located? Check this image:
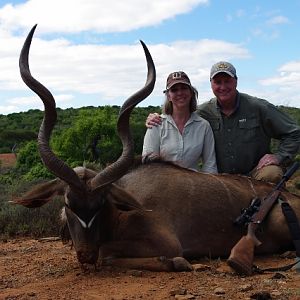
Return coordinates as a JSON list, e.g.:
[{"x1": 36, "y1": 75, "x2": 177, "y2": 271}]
[
  {"x1": 0, "y1": 104, "x2": 299, "y2": 239},
  {"x1": 0, "y1": 177, "x2": 62, "y2": 238}
]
